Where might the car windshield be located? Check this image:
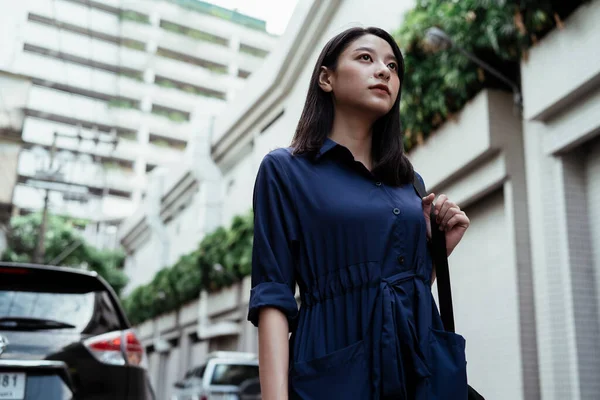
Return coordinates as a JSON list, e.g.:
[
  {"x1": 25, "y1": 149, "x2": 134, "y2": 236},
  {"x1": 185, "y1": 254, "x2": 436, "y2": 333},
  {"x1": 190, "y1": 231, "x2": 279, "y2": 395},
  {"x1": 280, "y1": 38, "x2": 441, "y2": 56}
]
[
  {"x1": 210, "y1": 364, "x2": 259, "y2": 386},
  {"x1": 0, "y1": 290, "x2": 95, "y2": 332}
]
